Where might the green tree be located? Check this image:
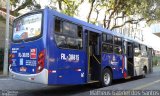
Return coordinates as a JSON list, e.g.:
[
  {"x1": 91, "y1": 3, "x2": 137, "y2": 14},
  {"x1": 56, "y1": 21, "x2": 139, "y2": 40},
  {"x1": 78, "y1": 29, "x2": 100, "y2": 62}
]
[
  {"x1": 96, "y1": 0, "x2": 160, "y2": 30},
  {"x1": 10, "y1": 0, "x2": 41, "y2": 16},
  {"x1": 50, "y1": 0, "x2": 84, "y2": 17},
  {"x1": 87, "y1": 0, "x2": 95, "y2": 23},
  {"x1": 11, "y1": 0, "x2": 160, "y2": 31}
]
